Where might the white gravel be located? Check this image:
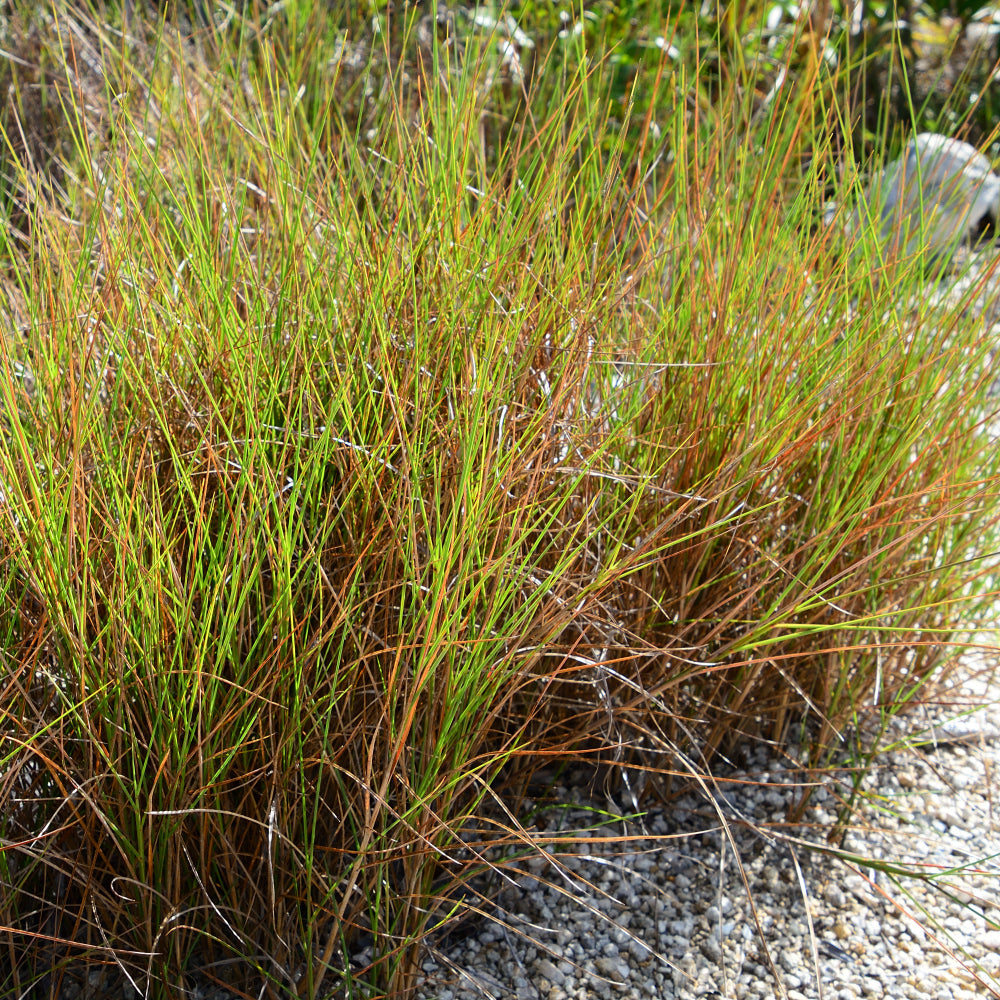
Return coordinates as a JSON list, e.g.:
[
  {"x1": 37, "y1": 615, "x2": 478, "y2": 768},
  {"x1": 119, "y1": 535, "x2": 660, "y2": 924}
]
[{"x1": 412, "y1": 639, "x2": 1000, "y2": 1000}]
